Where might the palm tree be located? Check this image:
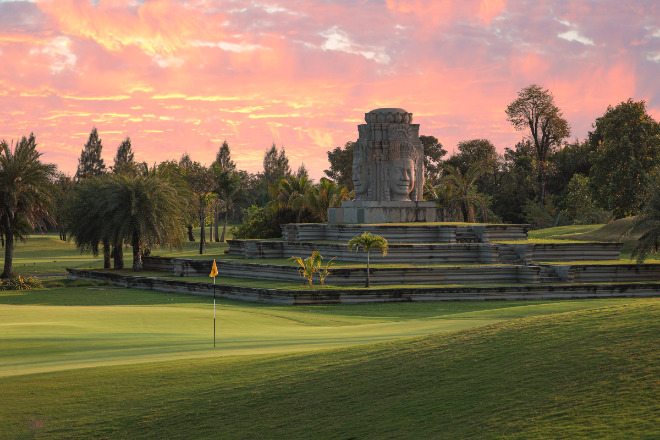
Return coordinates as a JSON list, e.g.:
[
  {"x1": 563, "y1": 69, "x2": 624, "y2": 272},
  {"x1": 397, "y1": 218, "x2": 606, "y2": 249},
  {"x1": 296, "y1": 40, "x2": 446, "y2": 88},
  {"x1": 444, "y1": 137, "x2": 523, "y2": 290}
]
[
  {"x1": 304, "y1": 178, "x2": 350, "y2": 222},
  {"x1": 65, "y1": 176, "x2": 114, "y2": 269},
  {"x1": 437, "y1": 164, "x2": 489, "y2": 223},
  {"x1": 629, "y1": 177, "x2": 660, "y2": 263},
  {"x1": 268, "y1": 174, "x2": 315, "y2": 222},
  {"x1": 103, "y1": 174, "x2": 185, "y2": 271},
  {"x1": 0, "y1": 135, "x2": 57, "y2": 279},
  {"x1": 348, "y1": 232, "x2": 389, "y2": 287},
  {"x1": 211, "y1": 164, "x2": 243, "y2": 242}
]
